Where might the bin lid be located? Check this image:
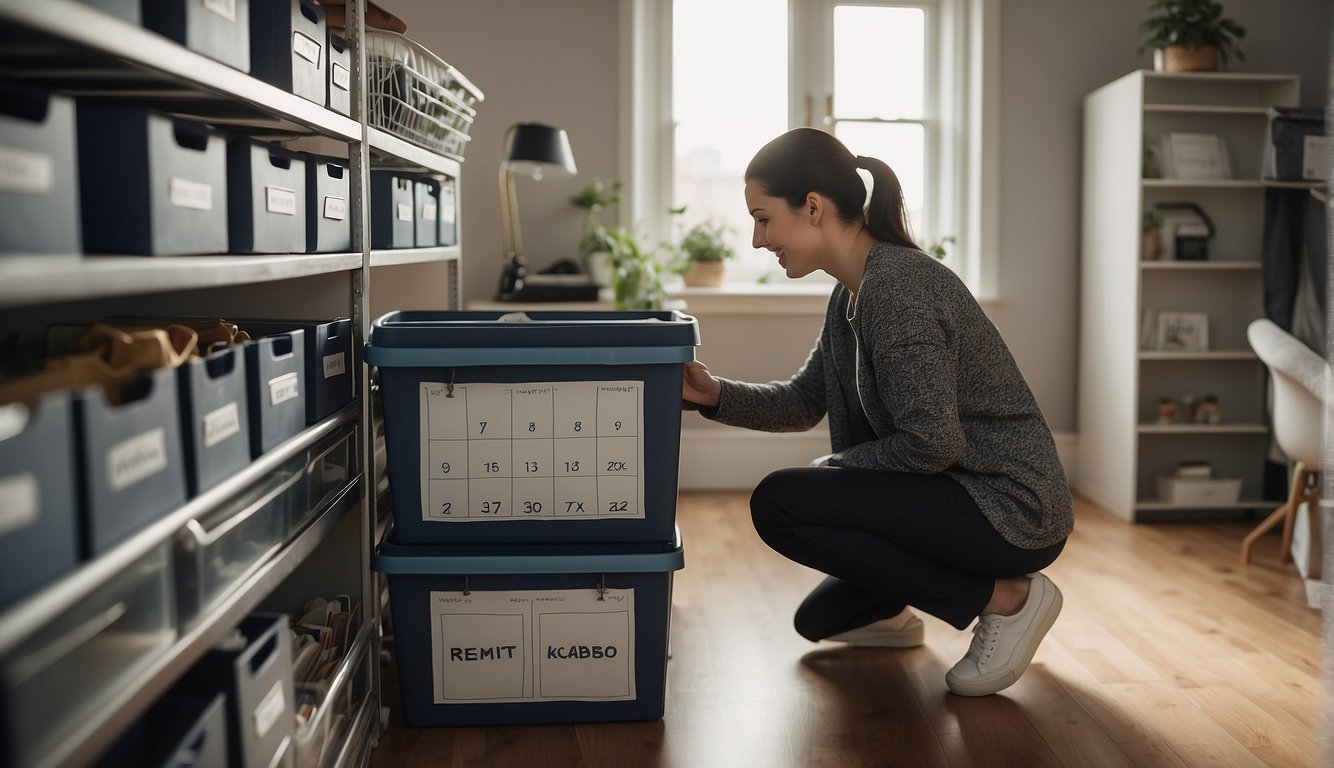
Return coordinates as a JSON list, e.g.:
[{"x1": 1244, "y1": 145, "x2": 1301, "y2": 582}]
[
  {"x1": 365, "y1": 310, "x2": 699, "y2": 367},
  {"x1": 374, "y1": 527, "x2": 685, "y2": 575}
]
